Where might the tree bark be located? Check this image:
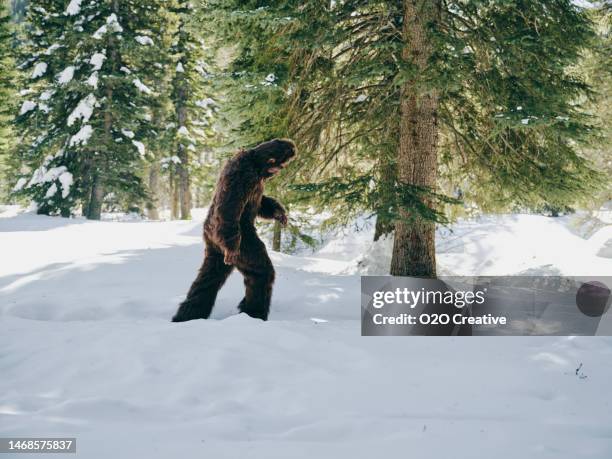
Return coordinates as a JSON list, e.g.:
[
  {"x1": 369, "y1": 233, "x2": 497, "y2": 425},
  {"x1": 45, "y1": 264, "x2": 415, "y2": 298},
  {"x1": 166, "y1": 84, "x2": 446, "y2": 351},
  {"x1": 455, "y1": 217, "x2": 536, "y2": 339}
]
[
  {"x1": 176, "y1": 77, "x2": 192, "y2": 220},
  {"x1": 171, "y1": 171, "x2": 180, "y2": 220},
  {"x1": 177, "y1": 143, "x2": 192, "y2": 220},
  {"x1": 272, "y1": 220, "x2": 282, "y2": 252},
  {"x1": 147, "y1": 163, "x2": 160, "y2": 220},
  {"x1": 390, "y1": 0, "x2": 440, "y2": 277},
  {"x1": 86, "y1": 176, "x2": 104, "y2": 220},
  {"x1": 374, "y1": 214, "x2": 393, "y2": 242}
]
